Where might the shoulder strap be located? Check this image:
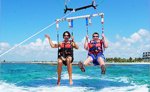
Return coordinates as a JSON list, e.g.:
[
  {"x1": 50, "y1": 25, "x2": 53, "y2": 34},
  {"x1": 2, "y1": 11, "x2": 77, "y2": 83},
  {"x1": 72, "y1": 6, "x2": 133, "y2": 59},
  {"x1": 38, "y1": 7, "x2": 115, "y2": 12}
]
[{"x1": 90, "y1": 40, "x2": 93, "y2": 43}]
